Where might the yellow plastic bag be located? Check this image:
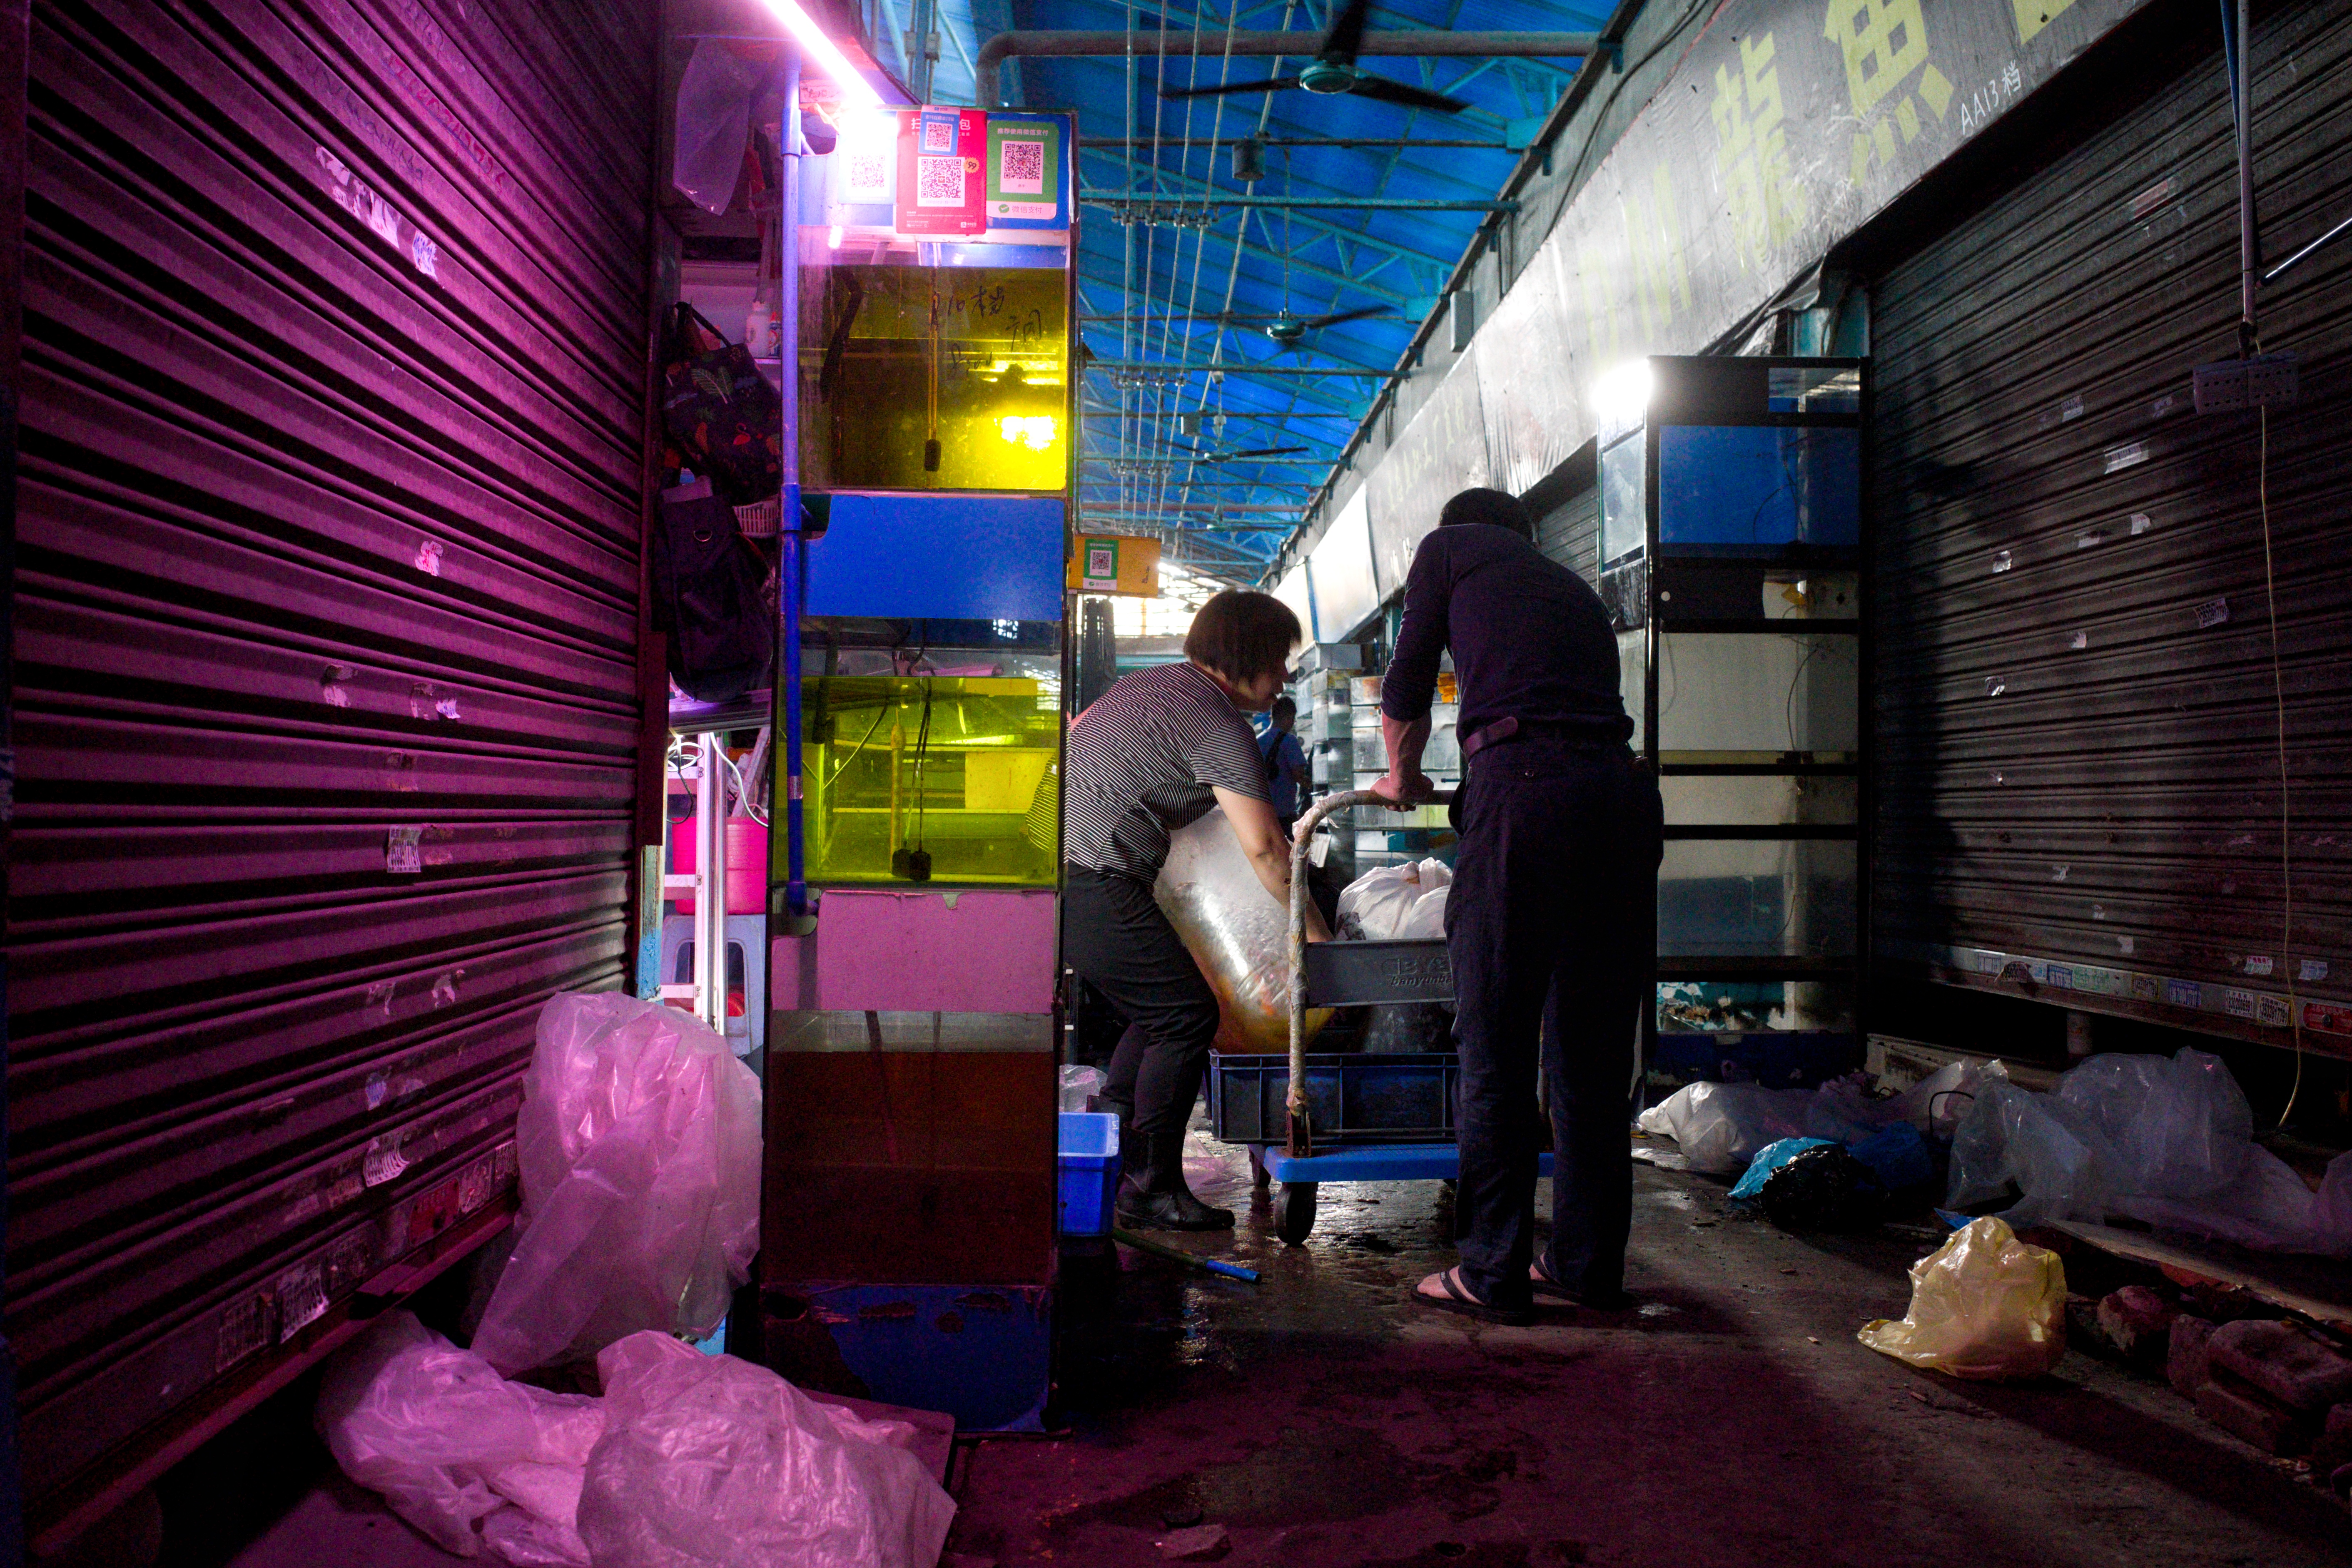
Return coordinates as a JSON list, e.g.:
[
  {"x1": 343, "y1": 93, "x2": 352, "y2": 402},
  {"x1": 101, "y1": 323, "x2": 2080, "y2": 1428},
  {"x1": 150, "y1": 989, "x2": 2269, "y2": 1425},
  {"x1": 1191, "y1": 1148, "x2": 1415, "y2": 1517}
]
[{"x1": 1857, "y1": 1217, "x2": 2068, "y2": 1379}]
